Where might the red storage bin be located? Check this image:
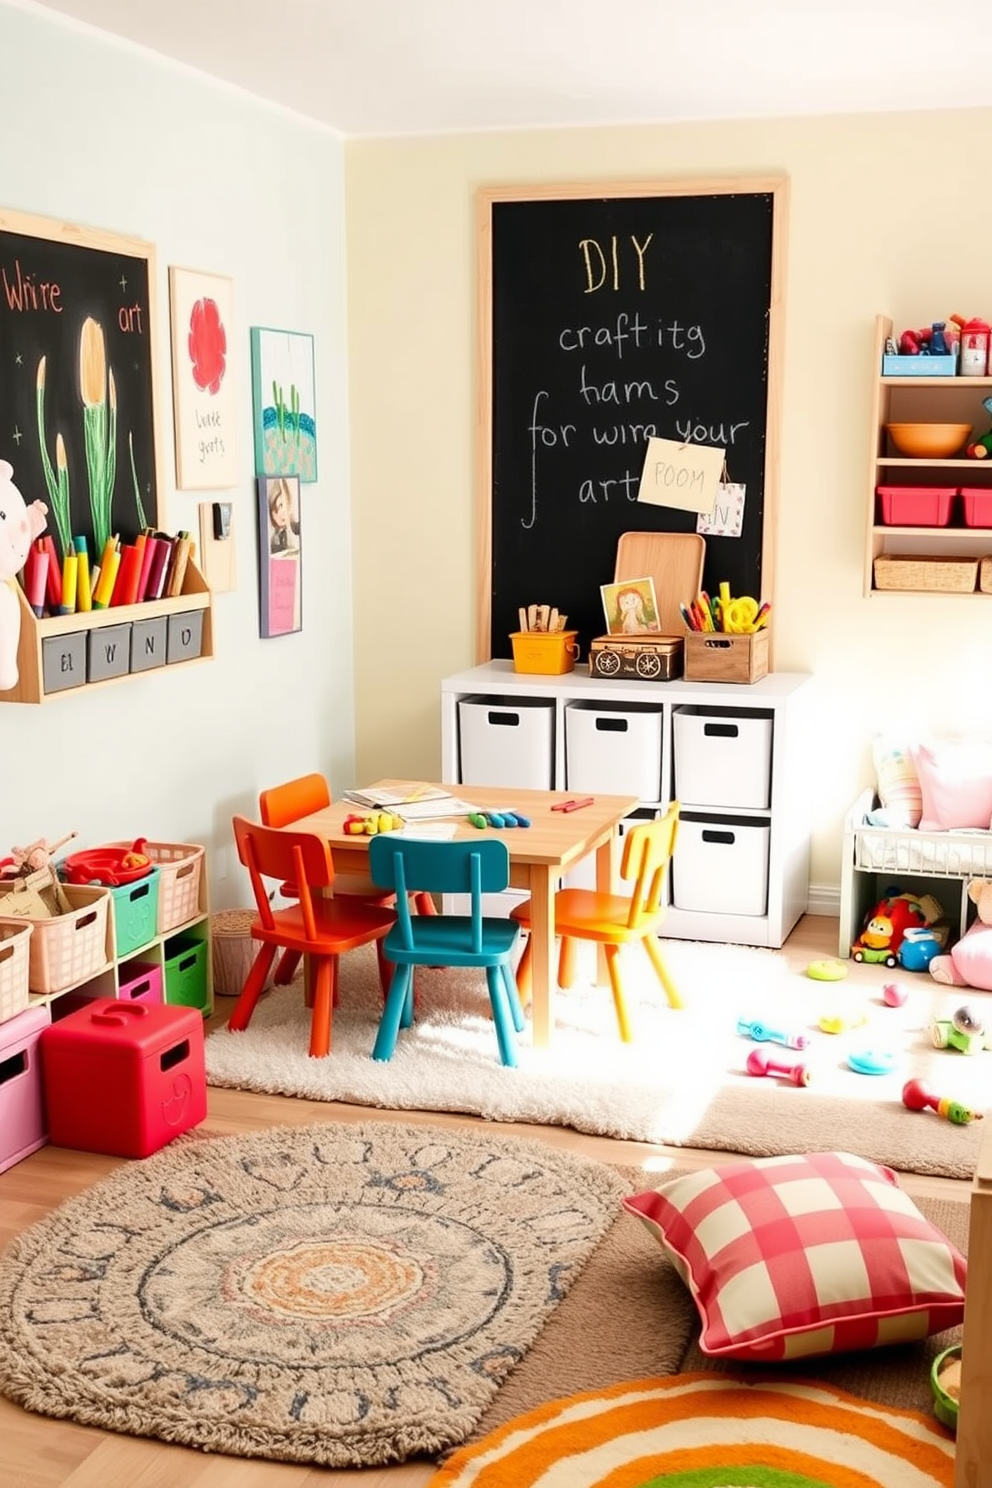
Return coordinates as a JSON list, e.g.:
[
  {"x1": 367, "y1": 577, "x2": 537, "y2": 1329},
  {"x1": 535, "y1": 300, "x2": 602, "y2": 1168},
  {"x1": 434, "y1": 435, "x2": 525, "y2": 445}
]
[
  {"x1": 876, "y1": 486, "x2": 957, "y2": 526},
  {"x1": 959, "y1": 488, "x2": 992, "y2": 528},
  {"x1": 40, "y1": 997, "x2": 206, "y2": 1158}
]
